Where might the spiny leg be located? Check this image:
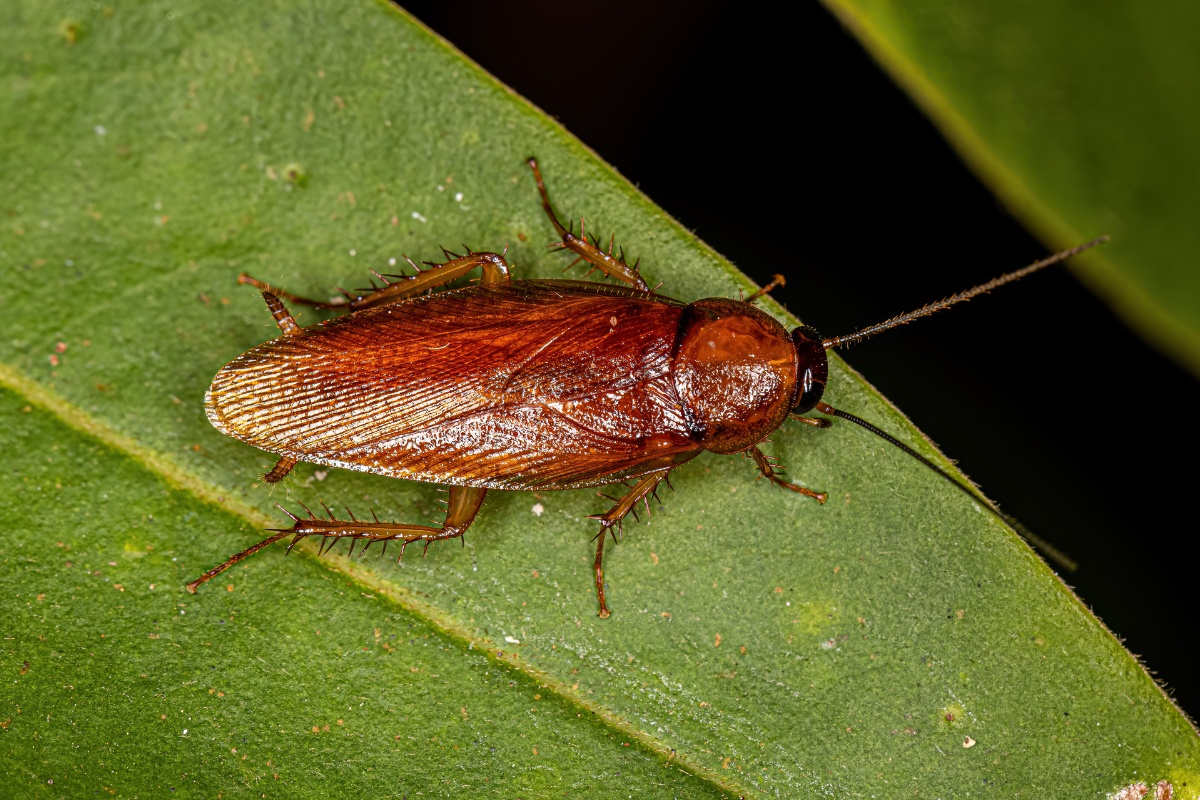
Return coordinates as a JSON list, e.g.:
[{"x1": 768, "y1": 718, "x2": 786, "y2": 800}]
[
  {"x1": 746, "y1": 274, "x2": 786, "y2": 304},
  {"x1": 527, "y1": 157, "x2": 650, "y2": 292},
  {"x1": 184, "y1": 530, "x2": 294, "y2": 592},
  {"x1": 748, "y1": 445, "x2": 827, "y2": 503},
  {"x1": 238, "y1": 249, "x2": 512, "y2": 315},
  {"x1": 262, "y1": 455, "x2": 298, "y2": 484},
  {"x1": 287, "y1": 485, "x2": 487, "y2": 557},
  {"x1": 789, "y1": 414, "x2": 833, "y2": 429},
  {"x1": 243, "y1": 278, "x2": 346, "y2": 311},
  {"x1": 588, "y1": 471, "x2": 669, "y2": 618},
  {"x1": 185, "y1": 486, "x2": 487, "y2": 593},
  {"x1": 262, "y1": 292, "x2": 301, "y2": 336}
]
